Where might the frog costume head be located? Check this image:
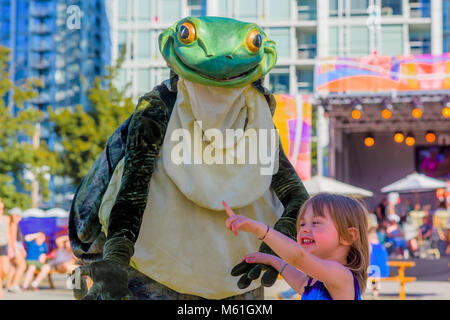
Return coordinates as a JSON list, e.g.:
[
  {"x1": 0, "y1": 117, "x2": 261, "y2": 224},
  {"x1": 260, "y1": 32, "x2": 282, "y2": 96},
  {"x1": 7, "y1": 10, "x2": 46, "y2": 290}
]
[{"x1": 159, "y1": 16, "x2": 277, "y2": 88}]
